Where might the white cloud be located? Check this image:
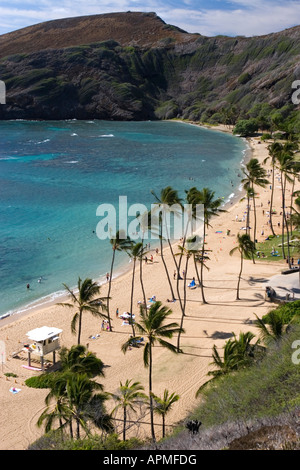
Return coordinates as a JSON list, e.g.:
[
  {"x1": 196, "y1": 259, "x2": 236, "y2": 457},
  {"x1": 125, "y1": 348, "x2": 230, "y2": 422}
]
[{"x1": 159, "y1": 2, "x2": 300, "y2": 36}]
